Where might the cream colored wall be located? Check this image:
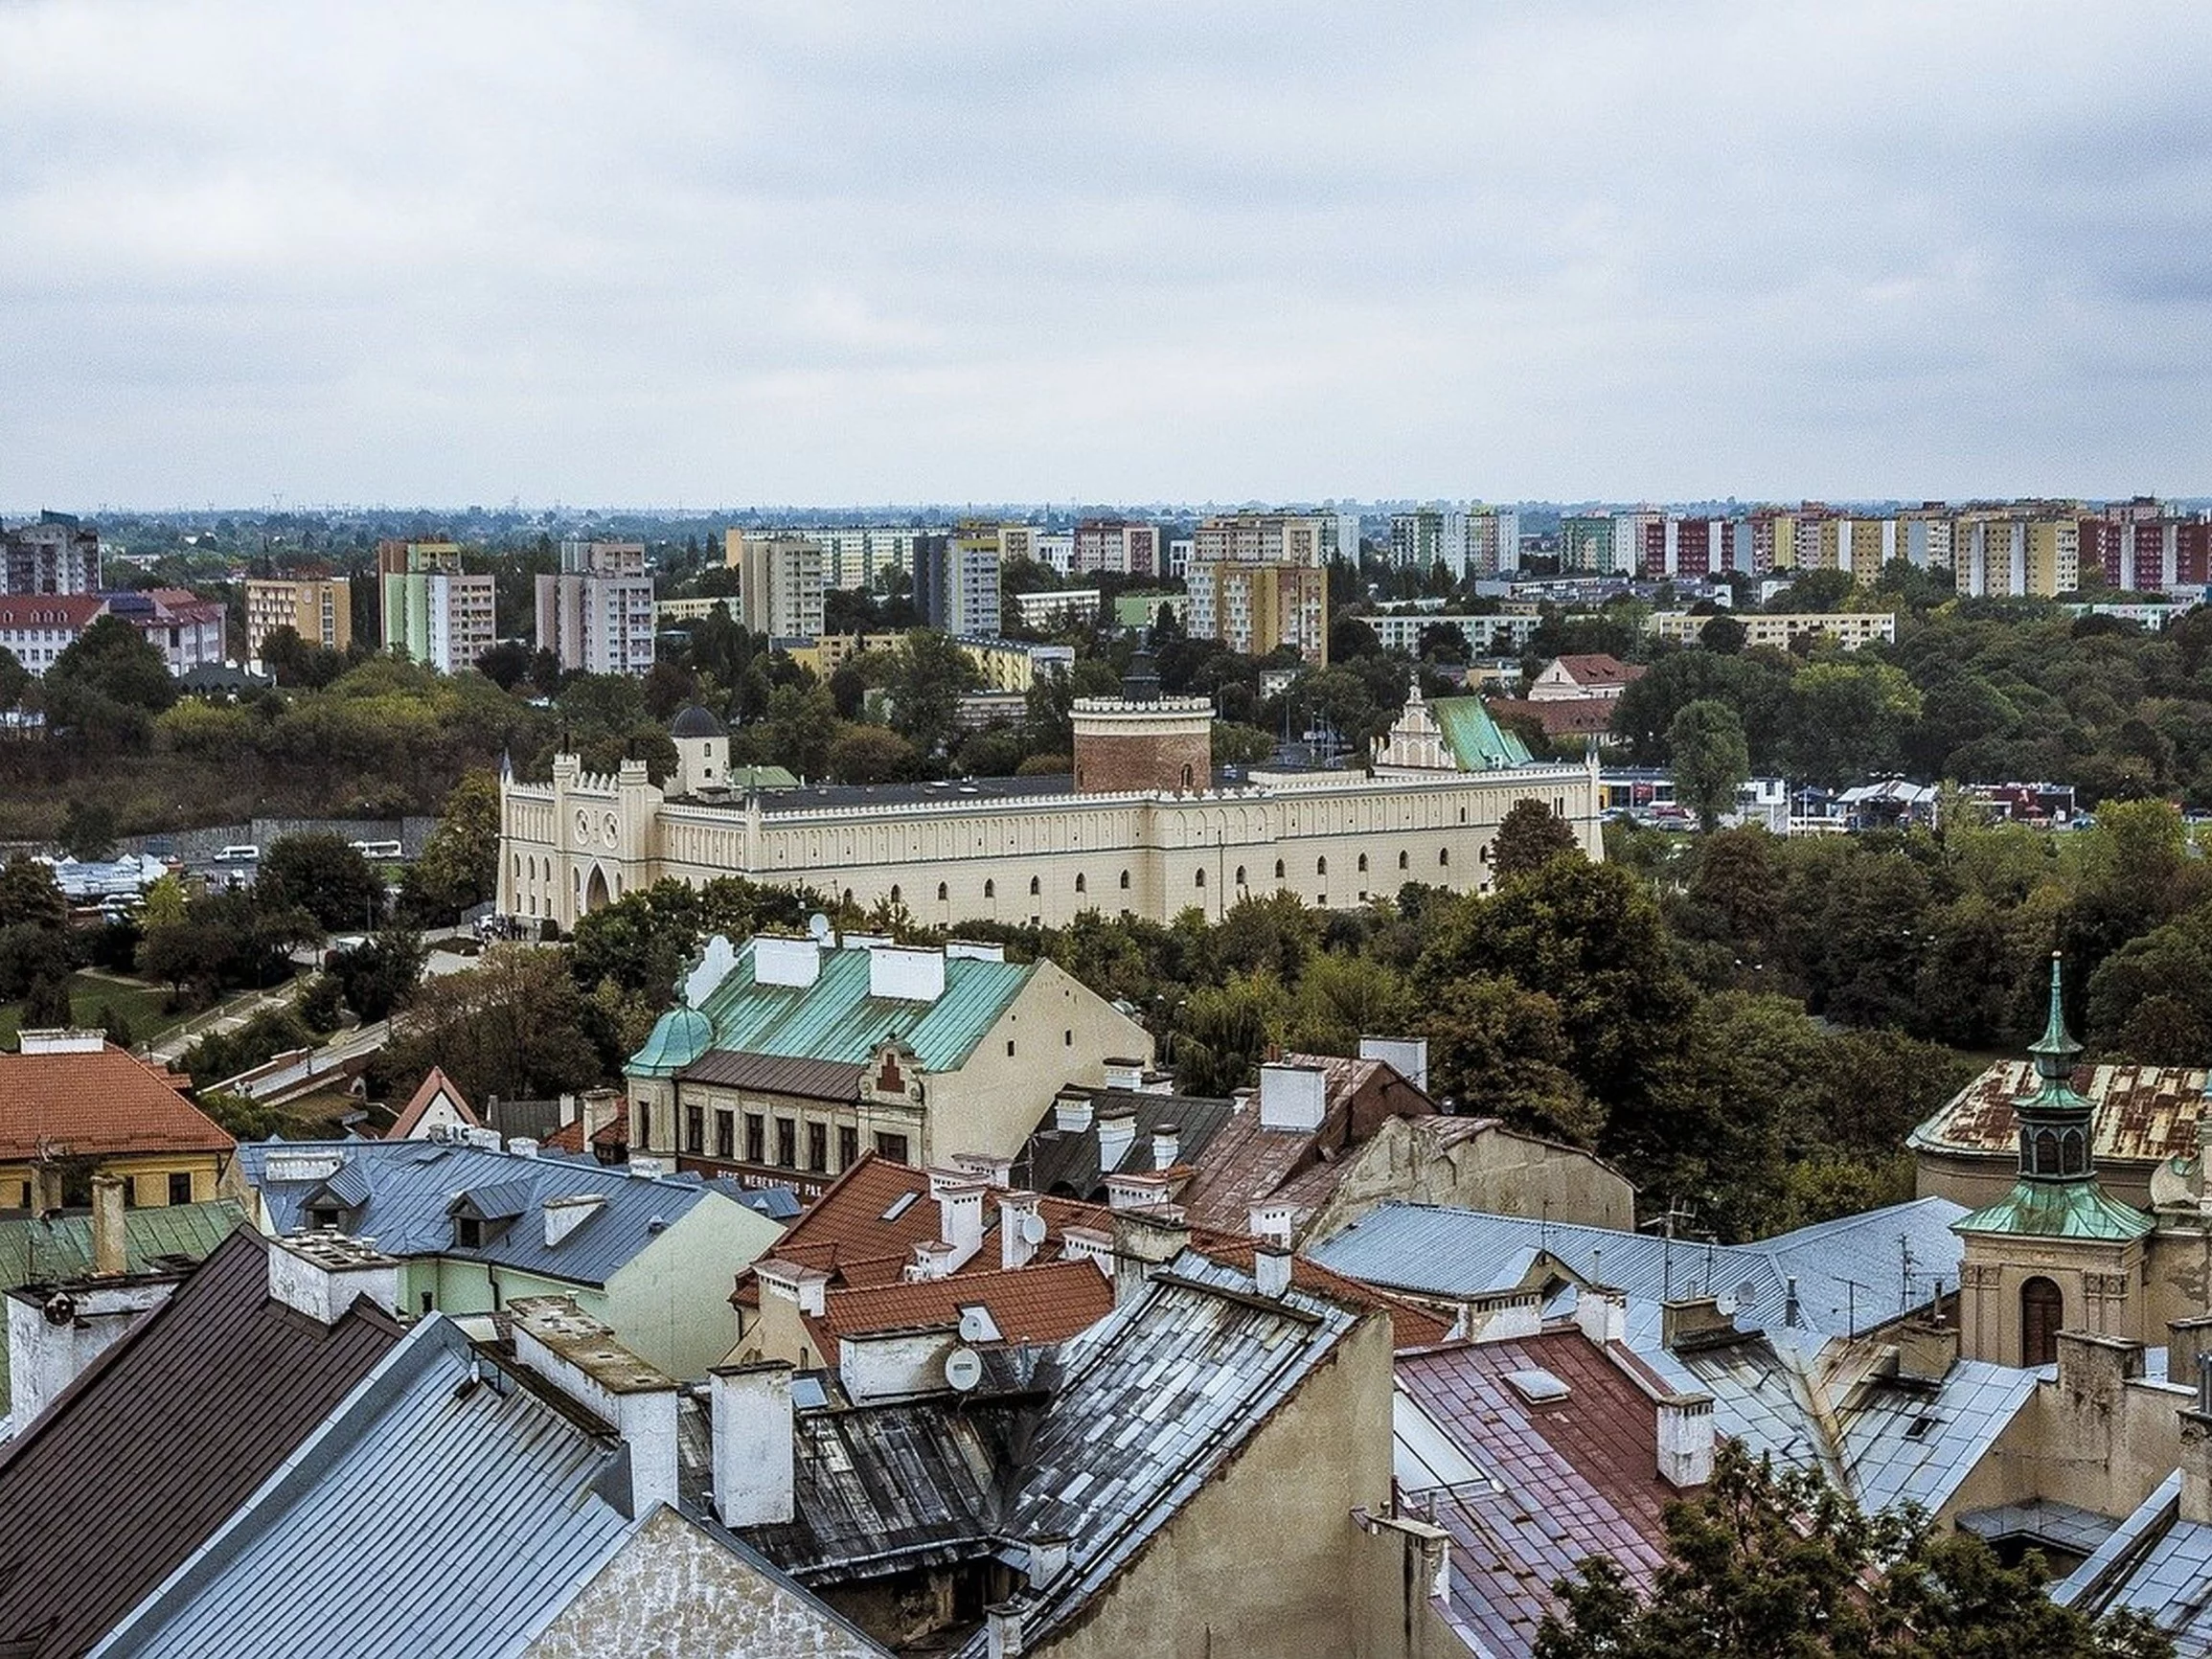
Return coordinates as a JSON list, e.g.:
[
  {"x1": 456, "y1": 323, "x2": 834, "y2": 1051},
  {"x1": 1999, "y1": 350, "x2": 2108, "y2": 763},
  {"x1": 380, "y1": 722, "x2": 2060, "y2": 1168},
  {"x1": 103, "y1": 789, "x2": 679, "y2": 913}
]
[
  {"x1": 1971, "y1": 1337, "x2": 2195, "y2": 1521},
  {"x1": 604, "y1": 1197, "x2": 787, "y2": 1380},
  {"x1": 1041, "y1": 1310, "x2": 1451, "y2": 1659},
  {"x1": 1303, "y1": 1119, "x2": 1635, "y2": 1244},
  {"x1": 1956, "y1": 1236, "x2": 2142, "y2": 1367}
]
